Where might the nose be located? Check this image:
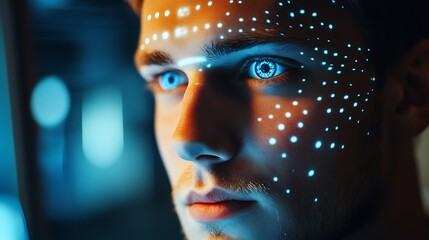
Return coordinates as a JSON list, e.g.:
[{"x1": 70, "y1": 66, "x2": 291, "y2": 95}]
[{"x1": 172, "y1": 80, "x2": 238, "y2": 166}]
